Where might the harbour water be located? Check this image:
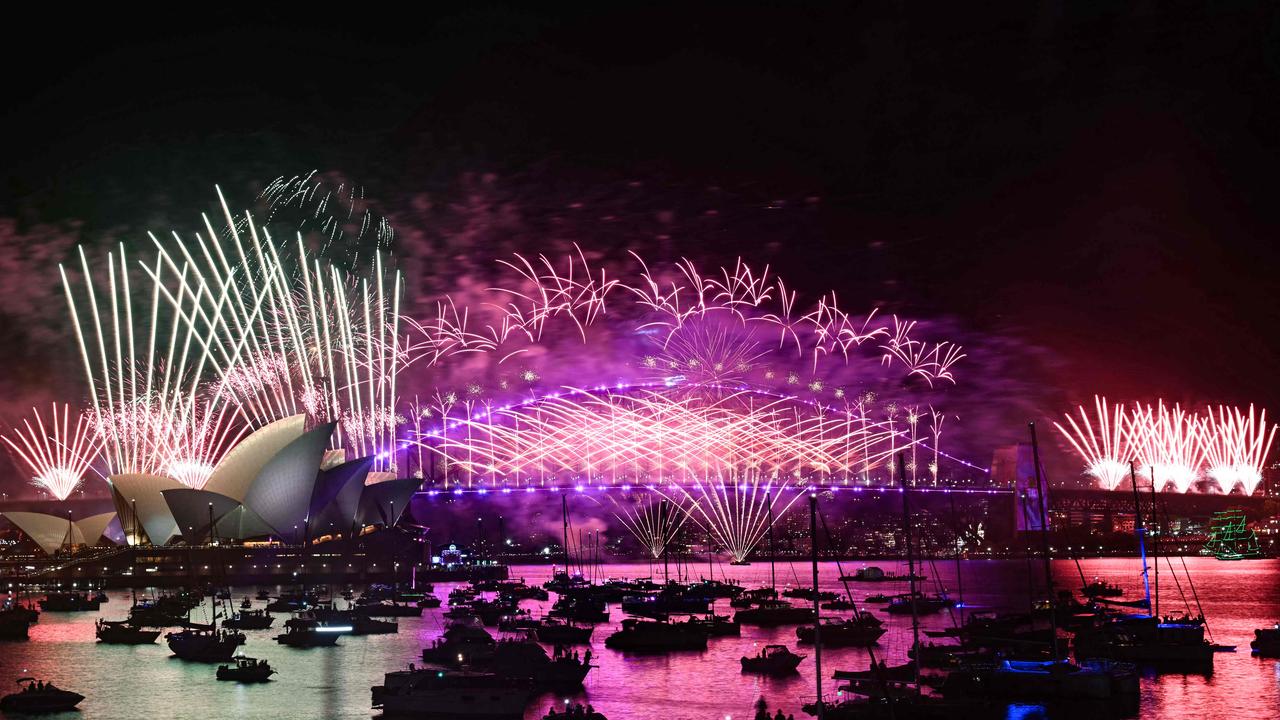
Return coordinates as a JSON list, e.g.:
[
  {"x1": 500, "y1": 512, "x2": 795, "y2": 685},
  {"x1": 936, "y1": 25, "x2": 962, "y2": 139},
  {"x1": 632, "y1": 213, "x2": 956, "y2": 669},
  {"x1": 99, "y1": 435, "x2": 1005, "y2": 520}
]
[{"x1": 5, "y1": 558, "x2": 1278, "y2": 719}]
